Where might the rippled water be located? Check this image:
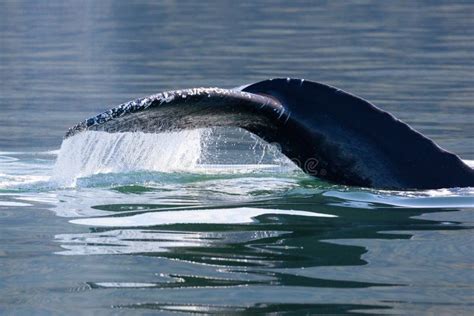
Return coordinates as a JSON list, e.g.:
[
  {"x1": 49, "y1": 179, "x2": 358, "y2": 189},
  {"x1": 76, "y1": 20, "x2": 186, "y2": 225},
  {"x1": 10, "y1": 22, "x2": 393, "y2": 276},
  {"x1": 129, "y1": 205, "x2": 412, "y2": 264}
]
[{"x1": 1, "y1": 1, "x2": 474, "y2": 315}]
